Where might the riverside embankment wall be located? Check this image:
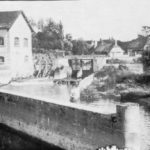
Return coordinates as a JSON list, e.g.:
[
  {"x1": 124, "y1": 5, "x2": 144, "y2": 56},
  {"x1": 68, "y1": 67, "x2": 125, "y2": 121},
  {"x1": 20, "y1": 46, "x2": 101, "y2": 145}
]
[{"x1": 0, "y1": 92, "x2": 126, "y2": 150}]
